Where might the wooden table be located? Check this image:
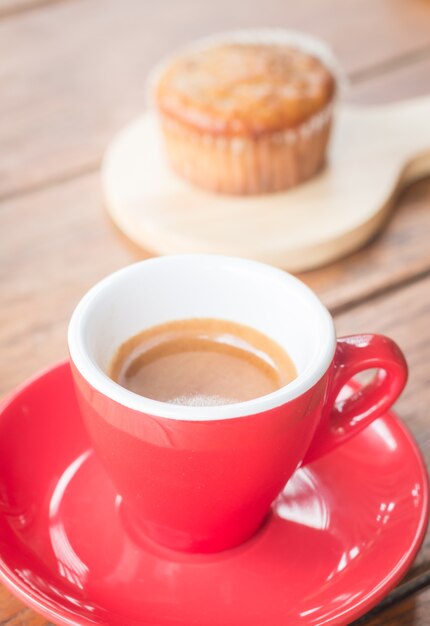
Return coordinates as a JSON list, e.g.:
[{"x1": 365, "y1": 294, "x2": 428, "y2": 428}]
[{"x1": 1, "y1": 0, "x2": 430, "y2": 623}]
